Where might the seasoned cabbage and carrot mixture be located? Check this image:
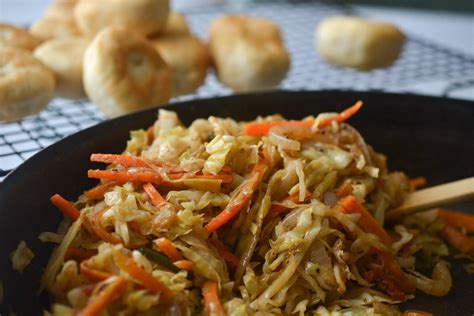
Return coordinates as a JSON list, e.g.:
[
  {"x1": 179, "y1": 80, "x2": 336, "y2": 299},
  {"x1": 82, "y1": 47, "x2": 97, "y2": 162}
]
[{"x1": 41, "y1": 103, "x2": 474, "y2": 315}]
